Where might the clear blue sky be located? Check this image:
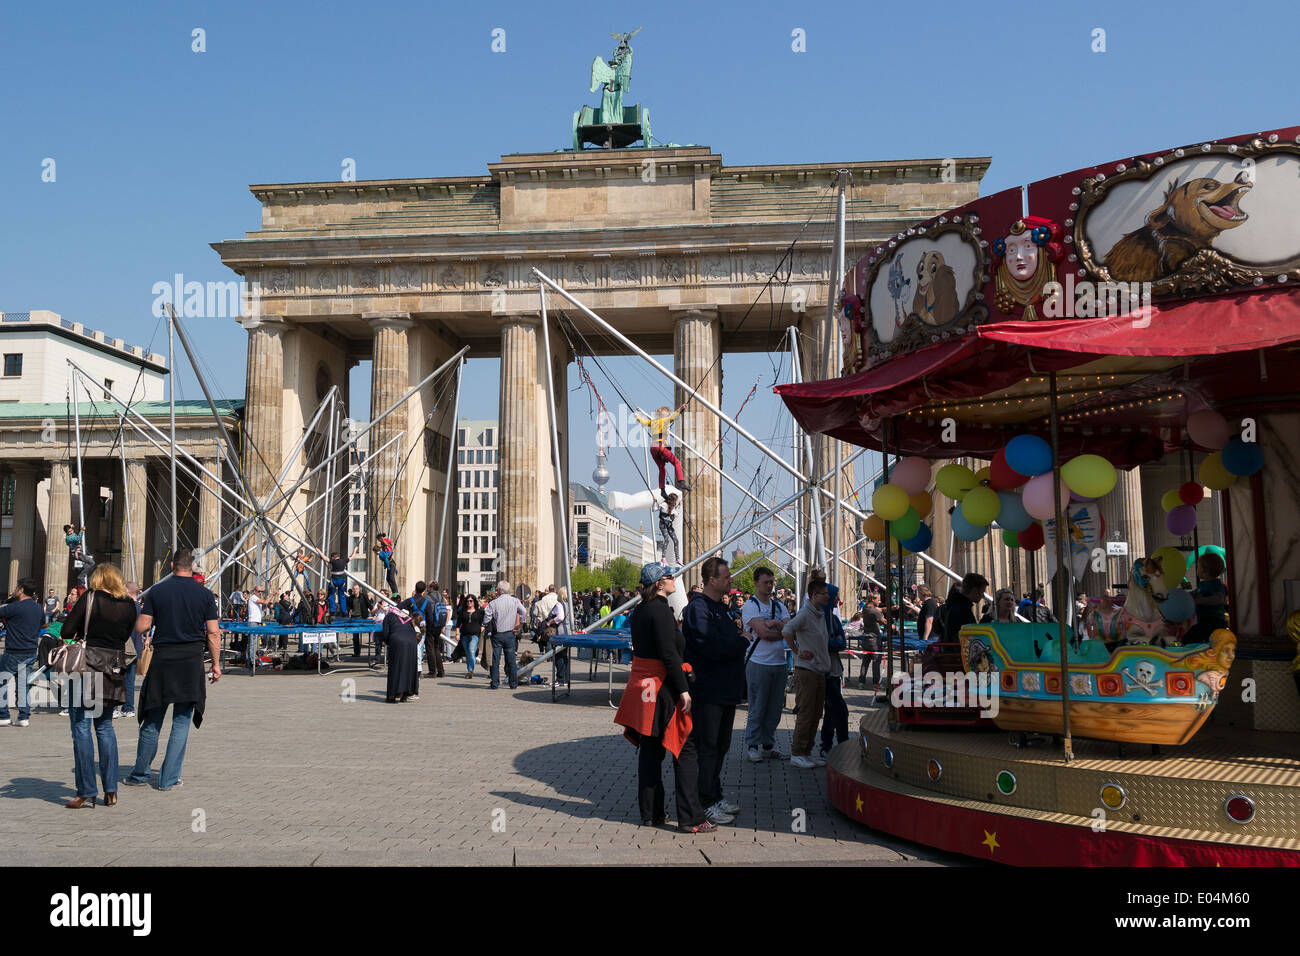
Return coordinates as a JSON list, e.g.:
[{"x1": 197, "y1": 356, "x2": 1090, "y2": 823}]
[{"x1": 3, "y1": 0, "x2": 1294, "y2": 562}]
